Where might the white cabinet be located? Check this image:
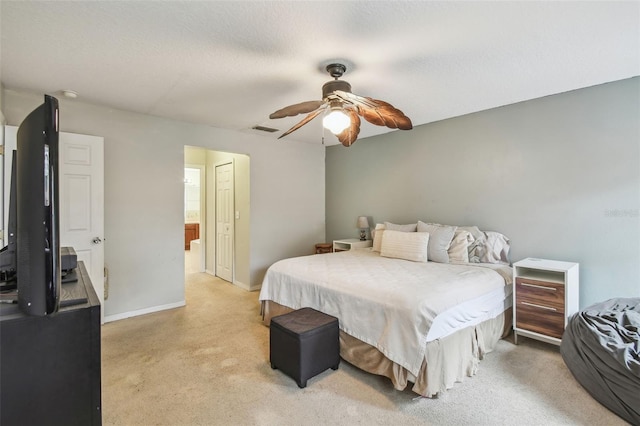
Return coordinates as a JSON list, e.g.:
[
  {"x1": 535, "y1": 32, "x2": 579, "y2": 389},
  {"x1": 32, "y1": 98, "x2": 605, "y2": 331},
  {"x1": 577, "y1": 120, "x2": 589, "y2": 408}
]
[
  {"x1": 513, "y1": 258, "x2": 579, "y2": 345},
  {"x1": 333, "y1": 239, "x2": 372, "y2": 252}
]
